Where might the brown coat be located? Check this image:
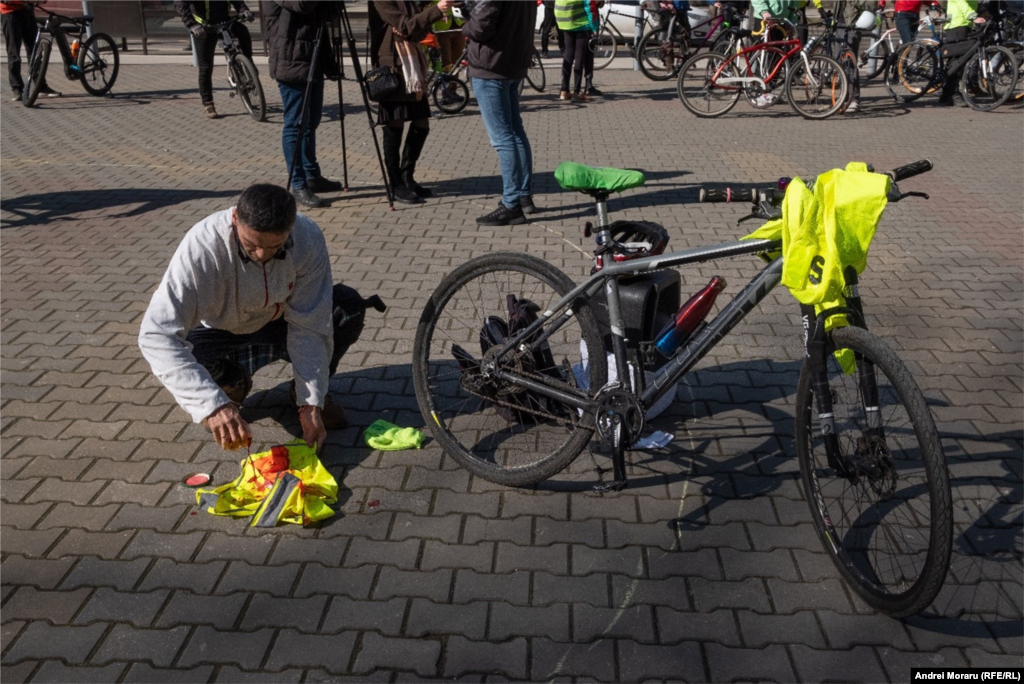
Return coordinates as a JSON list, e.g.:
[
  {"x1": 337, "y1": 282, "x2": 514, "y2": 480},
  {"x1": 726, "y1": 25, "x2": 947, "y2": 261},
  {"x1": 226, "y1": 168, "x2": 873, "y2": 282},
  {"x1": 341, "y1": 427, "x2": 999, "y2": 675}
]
[{"x1": 369, "y1": 1, "x2": 442, "y2": 102}]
